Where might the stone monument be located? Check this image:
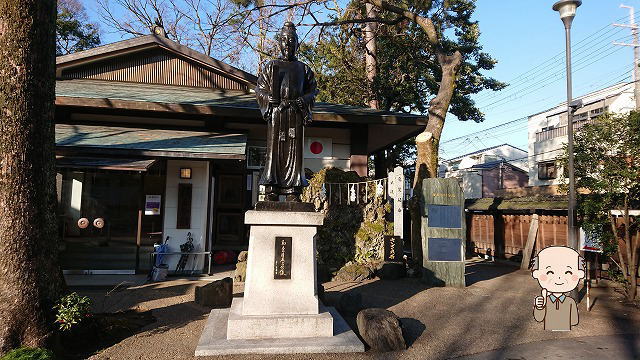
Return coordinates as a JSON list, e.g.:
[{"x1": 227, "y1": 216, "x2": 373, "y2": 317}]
[
  {"x1": 420, "y1": 178, "x2": 466, "y2": 287},
  {"x1": 195, "y1": 22, "x2": 364, "y2": 355}
]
